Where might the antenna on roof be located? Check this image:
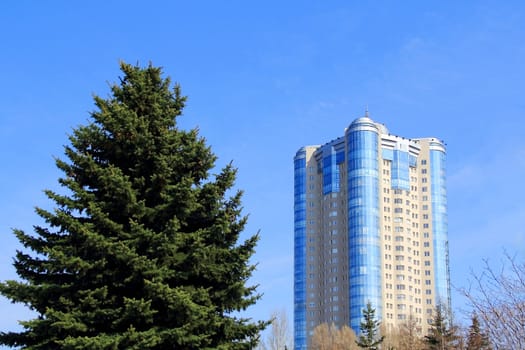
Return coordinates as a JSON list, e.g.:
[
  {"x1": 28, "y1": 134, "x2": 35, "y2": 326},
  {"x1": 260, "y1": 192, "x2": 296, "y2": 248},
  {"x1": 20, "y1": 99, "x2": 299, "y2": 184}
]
[{"x1": 365, "y1": 105, "x2": 369, "y2": 117}]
